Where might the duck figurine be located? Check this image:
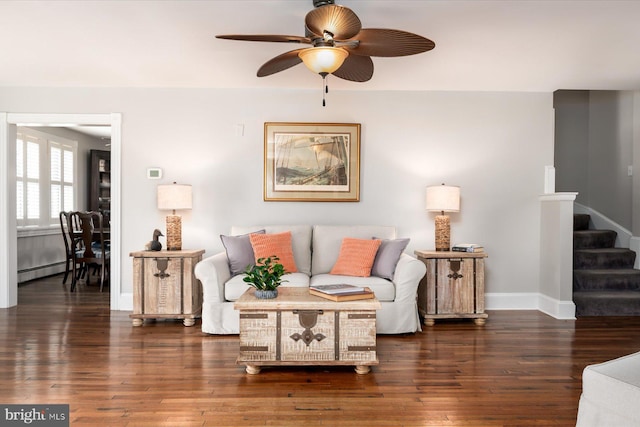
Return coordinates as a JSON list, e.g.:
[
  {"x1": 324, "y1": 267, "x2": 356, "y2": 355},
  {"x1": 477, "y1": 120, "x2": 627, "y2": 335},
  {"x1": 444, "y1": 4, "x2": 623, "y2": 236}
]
[{"x1": 145, "y1": 229, "x2": 164, "y2": 251}]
